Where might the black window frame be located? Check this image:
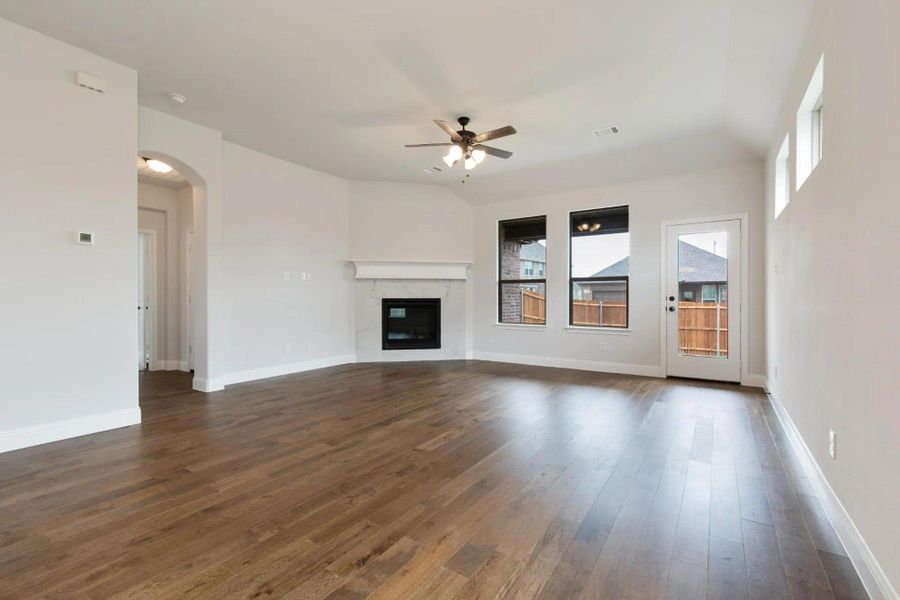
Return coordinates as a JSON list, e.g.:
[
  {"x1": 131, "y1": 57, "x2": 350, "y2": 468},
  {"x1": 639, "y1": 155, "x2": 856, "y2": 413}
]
[
  {"x1": 498, "y1": 215, "x2": 547, "y2": 325},
  {"x1": 568, "y1": 206, "x2": 629, "y2": 329}
]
